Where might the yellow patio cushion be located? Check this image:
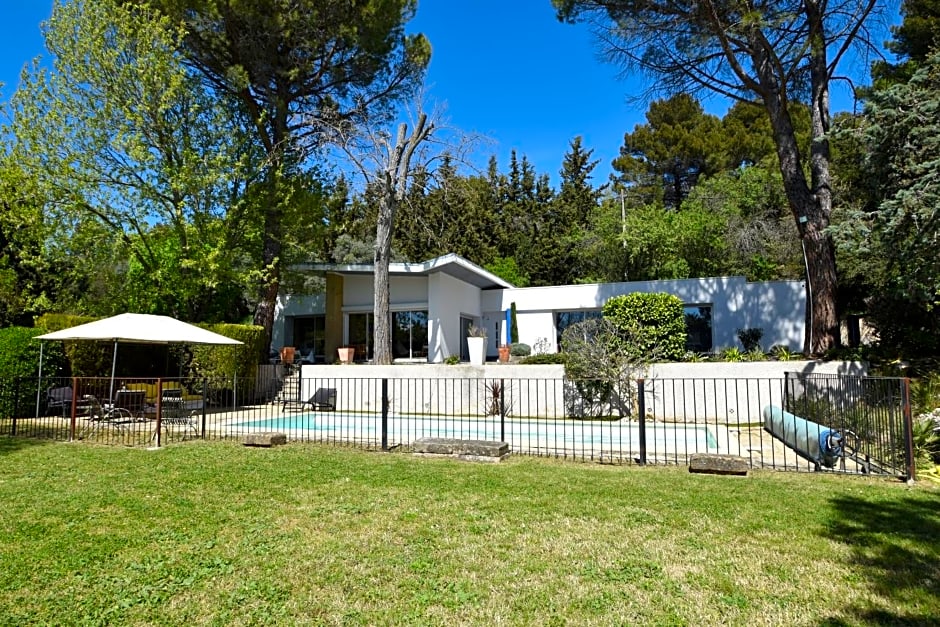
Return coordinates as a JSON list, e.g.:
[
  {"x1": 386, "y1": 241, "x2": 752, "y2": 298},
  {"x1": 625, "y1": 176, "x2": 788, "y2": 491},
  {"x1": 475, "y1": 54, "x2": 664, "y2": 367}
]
[{"x1": 124, "y1": 382, "x2": 201, "y2": 404}]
